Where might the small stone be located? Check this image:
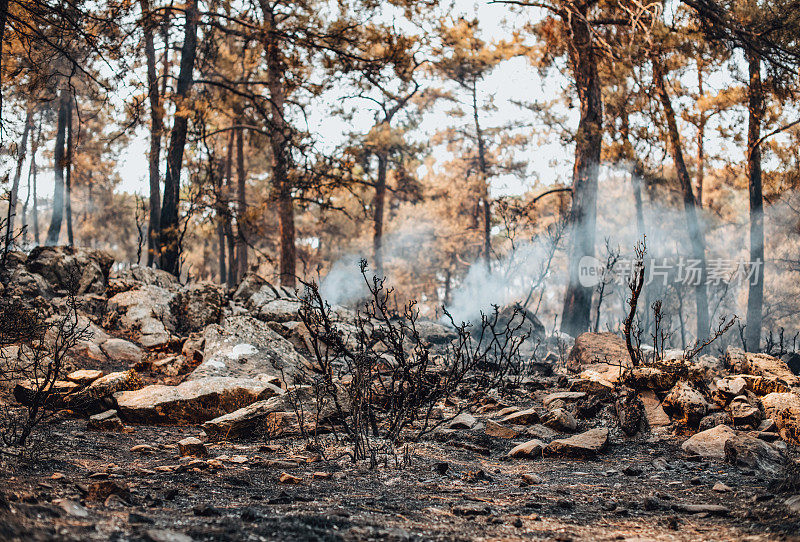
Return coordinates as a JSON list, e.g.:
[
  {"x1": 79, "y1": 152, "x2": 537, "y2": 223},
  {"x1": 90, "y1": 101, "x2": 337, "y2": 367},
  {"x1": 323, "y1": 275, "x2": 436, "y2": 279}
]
[
  {"x1": 484, "y1": 419, "x2": 521, "y2": 438},
  {"x1": 544, "y1": 428, "x2": 608, "y2": 458},
  {"x1": 713, "y1": 482, "x2": 732, "y2": 492},
  {"x1": 51, "y1": 472, "x2": 65, "y2": 481},
  {"x1": 192, "y1": 504, "x2": 221, "y2": 516},
  {"x1": 500, "y1": 408, "x2": 540, "y2": 426},
  {"x1": 279, "y1": 472, "x2": 302, "y2": 485},
  {"x1": 144, "y1": 529, "x2": 194, "y2": 542},
  {"x1": 88, "y1": 480, "x2": 130, "y2": 503},
  {"x1": 542, "y1": 408, "x2": 577, "y2": 432},
  {"x1": 178, "y1": 437, "x2": 207, "y2": 458},
  {"x1": 448, "y1": 412, "x2": 477, "y2": 430},
  {"x1": 434, "y1": 462, "x2": 449, "y2": 475},
  {"x1": 520, "y1": 473, "x2": 542, "y2": 485},
  {"x1": 672, "y1": 503, "x2": 729, "y2": 515},
  {"x1": 313, "y1": 471, "x2": 332, "y2": 480},
  {"x1": 66, "y1": 369, "x2": 103, "y2": 385},
  {"x1": 54, "y1": 498, "x2": 89, "y2": 518},
  {"x1": 508, "y1": 439, "x2": 545, "y2": 459},
  {"x1": 88, "y1": 410, "x2": 126, "y2": 432},
  {"x1": 131, "y1": 444, "x2": 157, "y2": 454}
]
